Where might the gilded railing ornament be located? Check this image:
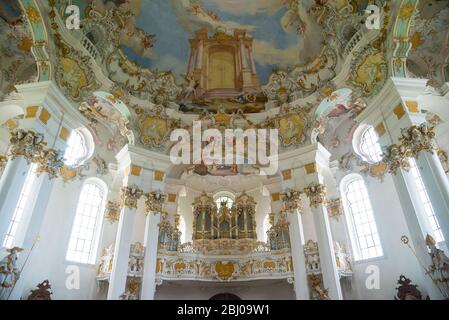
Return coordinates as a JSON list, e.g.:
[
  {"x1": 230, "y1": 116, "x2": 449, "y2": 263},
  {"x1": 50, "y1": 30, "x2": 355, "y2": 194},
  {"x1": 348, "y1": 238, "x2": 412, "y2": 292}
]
[
  {"x1": 104, "y1": 201, "x2": 121, "y2": 223},
  {"x1": 382, "y1": 144, "x2": 412, "y2": 174},
  {"x1": 144, "y1": 191, "x2": 166, "y2": 214},
  {"x1": 34, "y1": 148, "x2": 65, "y2": 180},
  {"x1": 399, "y1": 123, "x2": 437, "y2": 156},
  {"x1": 8, "y1": 129, "x2": 45, "y2": 162},
  {"x1": 304, "y1": 183, "x2": 327, "y2": 208},
  {"x1": 280, "y1": 189, "x2": 303, "y2": 212},
  {"x1": 120, "y1": 186, "x2": 143, "y2": 209}
]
